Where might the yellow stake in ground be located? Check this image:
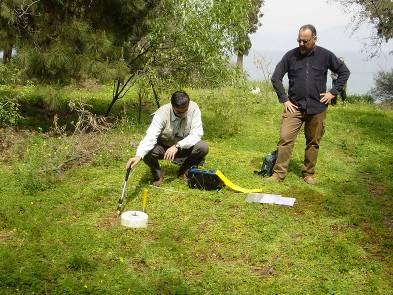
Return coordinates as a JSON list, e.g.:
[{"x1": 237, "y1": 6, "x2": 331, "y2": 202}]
[{"x1": 142, "y1": 188, "x2": 148, "y2": 212}]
